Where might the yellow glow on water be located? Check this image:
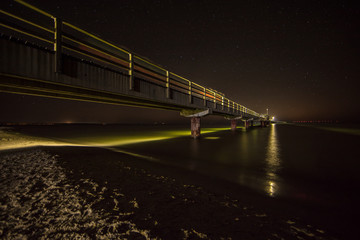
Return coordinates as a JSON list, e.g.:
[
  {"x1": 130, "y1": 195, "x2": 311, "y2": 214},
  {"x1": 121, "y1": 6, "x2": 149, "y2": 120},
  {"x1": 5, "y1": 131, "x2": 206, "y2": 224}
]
[
  {"x1": 63, "y1": 128, "x2": 231, "y2": 147},
  {"x1": 76, "y1": 136, "x2": 172, "y2": 147},
  {"x1": 268, "y1": 181, "x2": 277, "y2": 197},
  {"x1": 317, "y1": 127, "x2": 360, "y2": 136},
  {"x1": 202, "y1": 127, "x2": 230, "y2": 134},
  {"x1": 107, "y1": 148, "x2": 159, "y2": 162},
  {"x1": 203, "y1": 137, "x2": 220, "y2": 140},
  {"x1": 66, "y1": 130, "x2": 191, "y2": 146},
  {"x1": 0, "y1": 126, "x2": 231, "y2": 151},
  {"x1": 265, "y1": 124, "x2": 280, "y2": 197}
]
